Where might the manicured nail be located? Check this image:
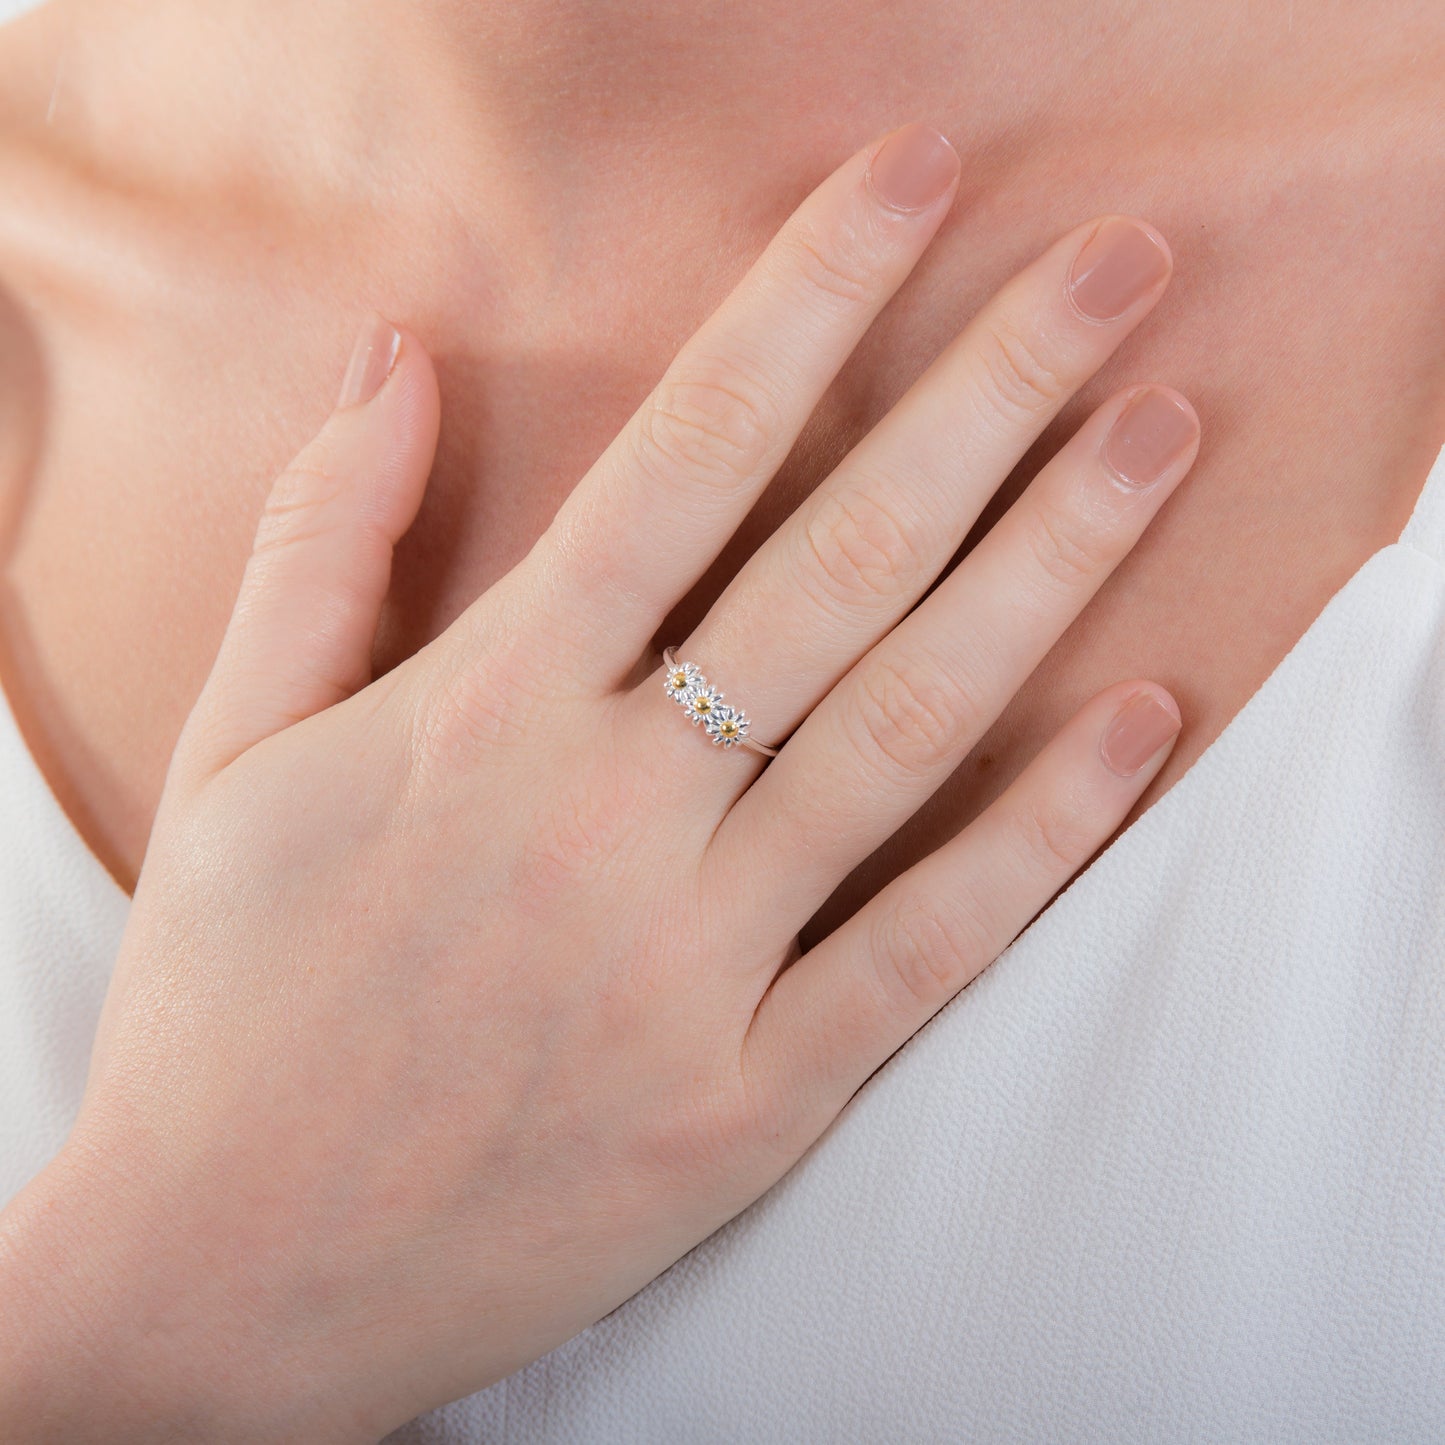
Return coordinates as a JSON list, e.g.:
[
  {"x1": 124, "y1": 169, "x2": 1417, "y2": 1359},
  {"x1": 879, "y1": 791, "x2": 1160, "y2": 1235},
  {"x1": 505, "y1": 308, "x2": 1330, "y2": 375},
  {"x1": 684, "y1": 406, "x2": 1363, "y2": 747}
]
[
  {"x1": 1068, "y1": 218, "x2": 1171, "y2": 322},
  {"x1": 1101, "y1": 389, "x2": 1199, "y2": 488},
  {"x1": 337, "y1": 313, "x2": 402, "y2": 410},
  {"x1": 1099, "y1": 690, "x2": 1182, "y2": 777},
  {"x1": 866, "y1": 123, "x2": 961, "y2": 213}
]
